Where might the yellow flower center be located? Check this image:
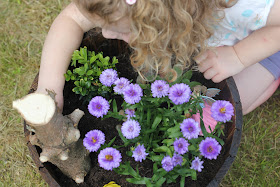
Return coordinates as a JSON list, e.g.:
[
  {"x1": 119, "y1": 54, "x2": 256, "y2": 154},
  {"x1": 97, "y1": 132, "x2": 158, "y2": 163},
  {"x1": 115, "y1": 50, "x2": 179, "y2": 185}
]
[
  {"x1": 105, "y1": 155, "x2": 113, "y2": 161},
  {"x1": 92, "y1": 137, "x2": 97, "y2": 143},
  {"x1": 219, "y1": 107, "x2": 226, "y2": 114},
  {"x1": 207, "y1": 146, "x2": 213, "y2": 153}
]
